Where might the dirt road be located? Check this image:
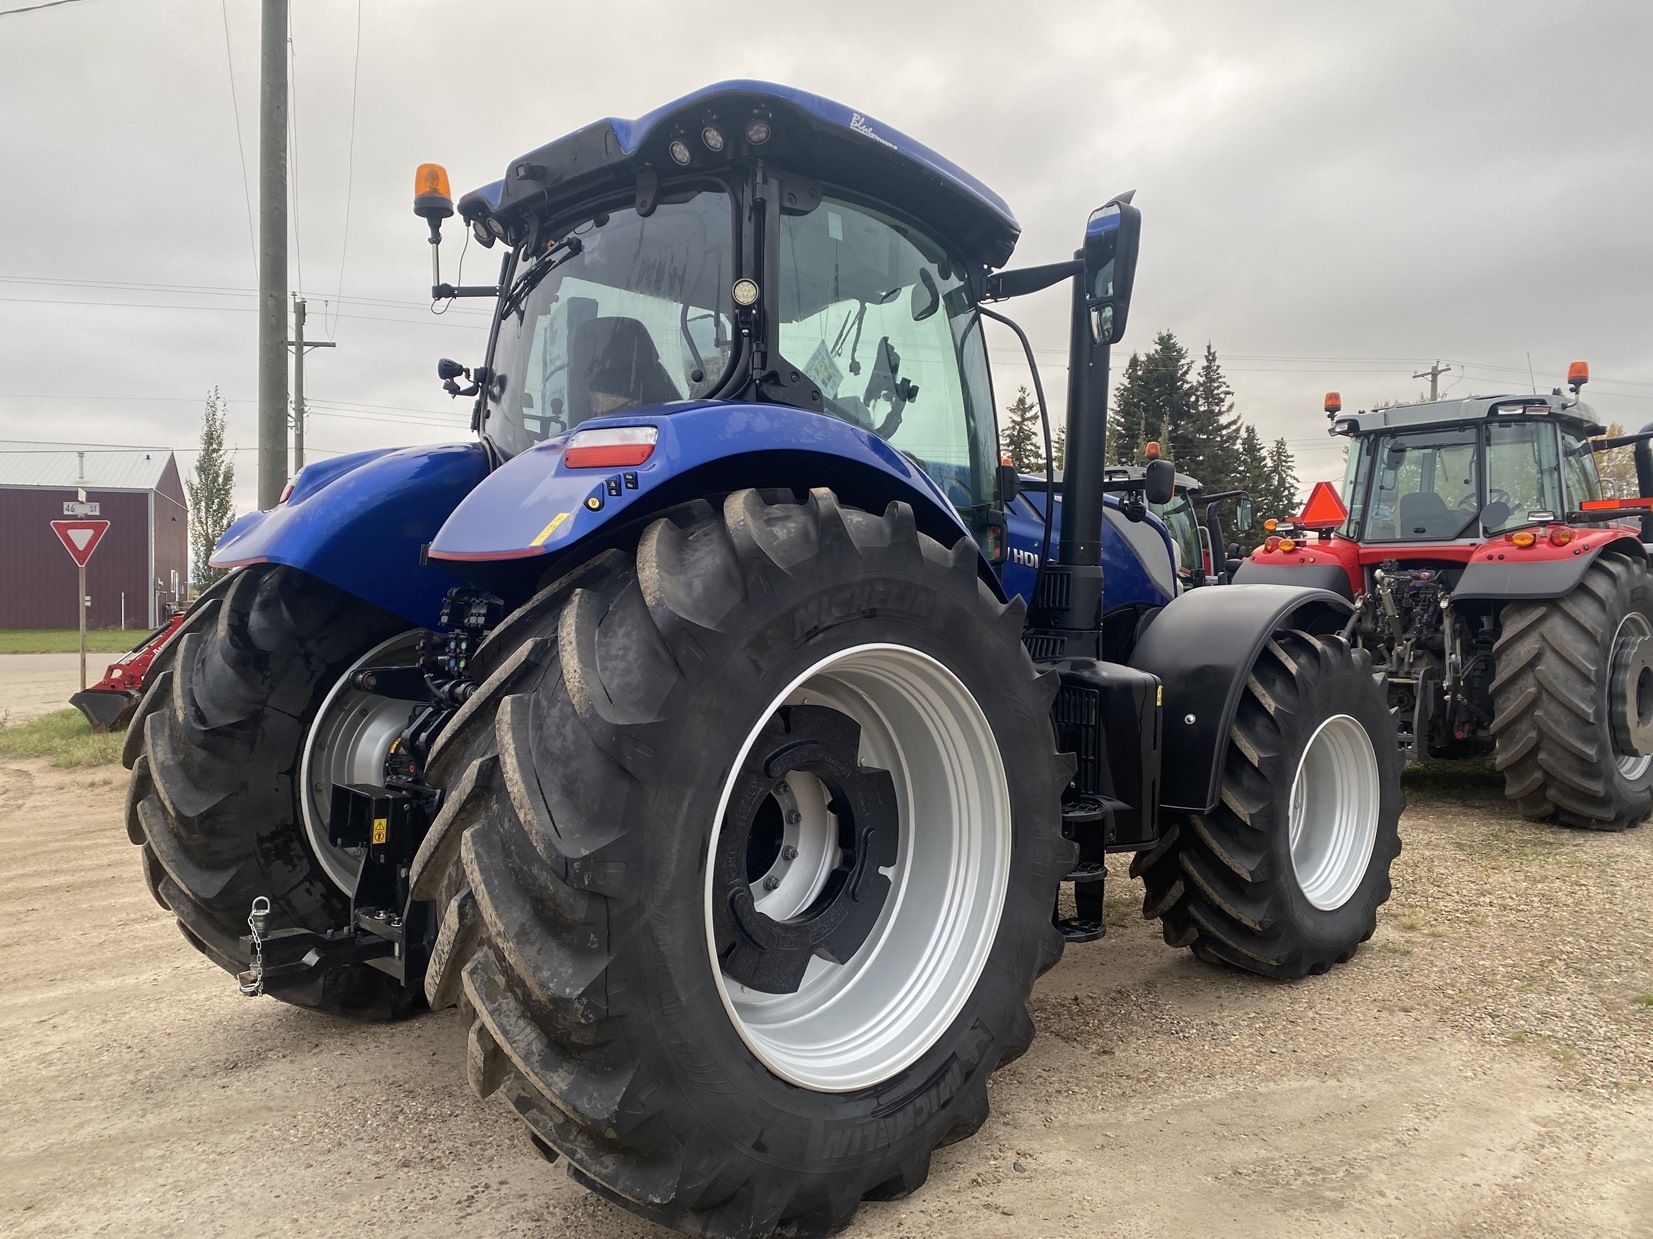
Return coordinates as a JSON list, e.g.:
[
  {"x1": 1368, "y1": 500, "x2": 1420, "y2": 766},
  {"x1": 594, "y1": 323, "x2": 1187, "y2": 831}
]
[
  {"x1": 0, "y1": 654, "x2": 84, "y2": 724},
  {"x1": 3, "y1": 757, "x2": 1649, "y2": 1238}
]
